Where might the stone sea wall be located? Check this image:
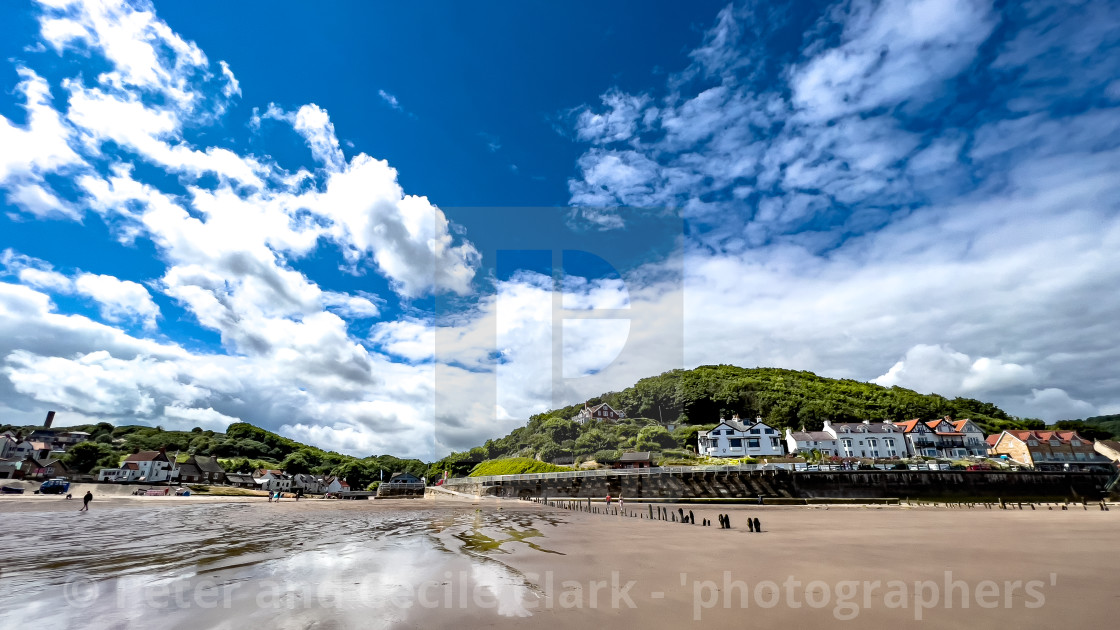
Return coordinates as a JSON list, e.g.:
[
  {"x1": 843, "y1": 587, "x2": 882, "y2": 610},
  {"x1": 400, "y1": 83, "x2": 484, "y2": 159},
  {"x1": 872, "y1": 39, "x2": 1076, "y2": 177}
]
[{"x1": 443, "y1": 470, "x2": 1114, "y2": 501}]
